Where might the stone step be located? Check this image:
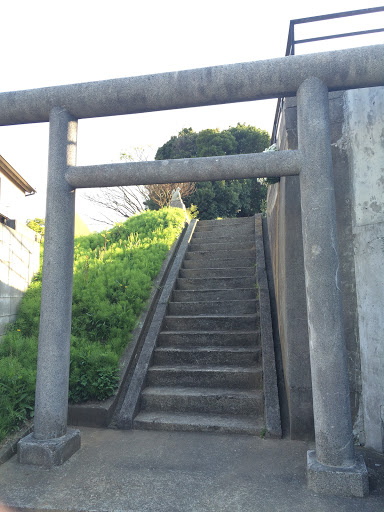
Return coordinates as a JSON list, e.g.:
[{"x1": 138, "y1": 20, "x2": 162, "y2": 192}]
[
  {"x1": 133, "y1": 411, "x2": 263, "y2": 435},
  {"x1": 146, "y1": 365, "x2": 262, "y2": 389},
  {"x1": 179, "y1": 267, "x2": 255, "y2": 279},
  {"x1": 196, "y1": 218, "x2": 254, "y2": 229},
  {"x1": 153, "y1": 346, "x2": 262, "y2": 366},
  {"x1": 168, "y1": 299, "x2": 257, "y2": 316},
  {"x1": 190, "y1": 233, "x2": 254, "y2": 245},
  {"x1": 172, "y1": 288, "x2": 256, "y2": 302},
  {"x1": 141, "y1": 386, "x2": 264, "y2": 415},
  {"x1": 182, "y1": 257, "x2": 255, "y2": 269},
  {"x1": 164, "y1": 314, "x2": 259, "y2": 331},
  {"x1": 184, "y1": 248, "x2": 255, "y2": 261},
  {"x1": 157, "y1": 330, "x2": 260, "y2": 348},
  {"x1": 177, "y1": 276, "x2": 256, "y2": 290},
  {"x1": 192, "y1": 227, "x2": 254, "y2": 240},
  {"x1": 188, "y1": 241, "x2": 255, "y2": 252}
]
